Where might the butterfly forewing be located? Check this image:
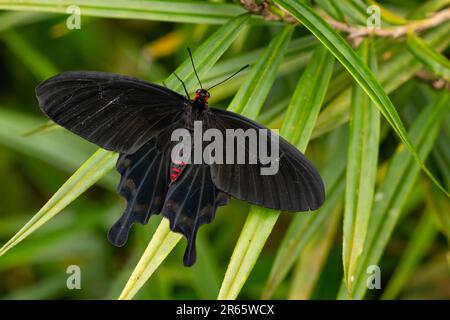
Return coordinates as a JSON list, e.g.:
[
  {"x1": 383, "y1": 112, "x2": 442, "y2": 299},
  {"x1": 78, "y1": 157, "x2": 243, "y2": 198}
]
[
  {"x1": 208, "y1": 108, "x2": 325, "y2": 211},
  {"x1": 36, "y1": 71, "x2": 186, "y2": 154}
]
